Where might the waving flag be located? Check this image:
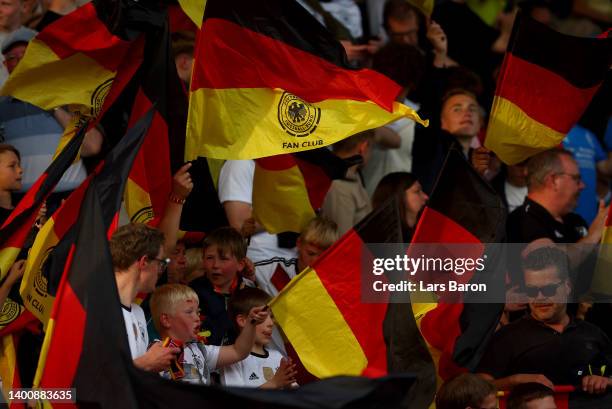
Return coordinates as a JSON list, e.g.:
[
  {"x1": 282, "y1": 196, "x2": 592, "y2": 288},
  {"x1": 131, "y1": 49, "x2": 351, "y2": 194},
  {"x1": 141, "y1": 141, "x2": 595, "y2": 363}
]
[
  {"x1": 186, "y1": 0, "x2": 427, "y2": 160},
  {"x1": 485, "y1": 12, "x2": 612, "y2": 165}
]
